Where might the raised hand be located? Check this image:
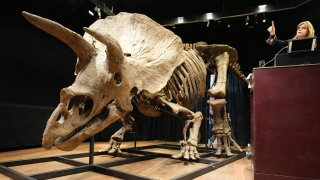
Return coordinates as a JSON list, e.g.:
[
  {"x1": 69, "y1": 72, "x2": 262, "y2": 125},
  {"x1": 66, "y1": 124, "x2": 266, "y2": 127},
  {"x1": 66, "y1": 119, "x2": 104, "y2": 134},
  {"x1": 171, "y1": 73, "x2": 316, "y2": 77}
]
[{"x1": 267, "y1": 21, "x2": 276, "y2": 35}]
